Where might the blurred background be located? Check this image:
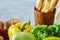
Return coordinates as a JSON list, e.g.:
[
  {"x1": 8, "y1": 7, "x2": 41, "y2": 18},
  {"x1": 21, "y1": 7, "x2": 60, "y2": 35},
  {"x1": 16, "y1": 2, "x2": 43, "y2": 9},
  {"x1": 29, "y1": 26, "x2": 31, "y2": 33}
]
[{"x1": 0, "y1": 0, "x2": 60, "y2": 26}]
